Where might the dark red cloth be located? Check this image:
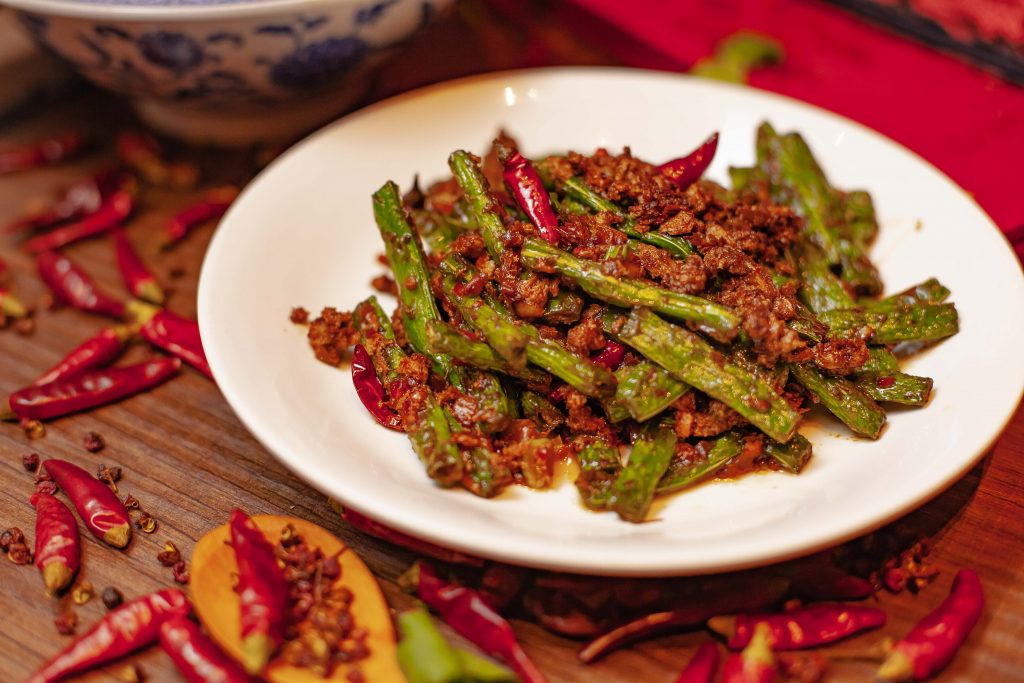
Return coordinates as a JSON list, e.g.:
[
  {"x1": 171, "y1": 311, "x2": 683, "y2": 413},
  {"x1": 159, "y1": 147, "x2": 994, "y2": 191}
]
[{"x1": 554, "y1": 0, "x2": 1024, "y2": 235}]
